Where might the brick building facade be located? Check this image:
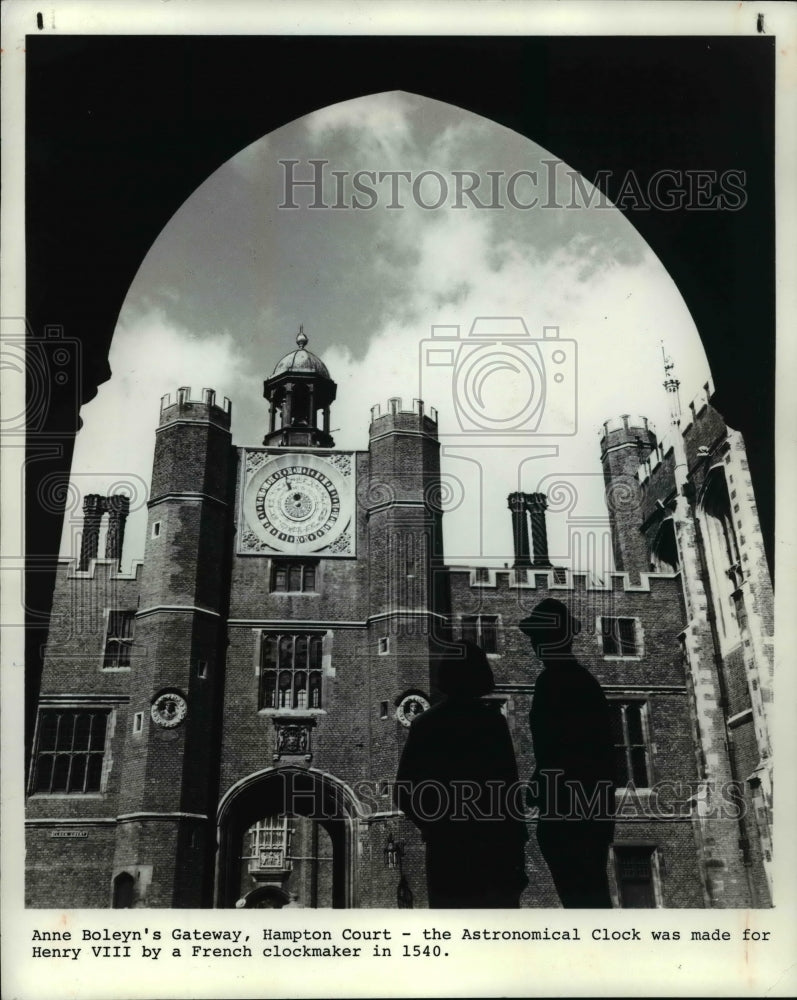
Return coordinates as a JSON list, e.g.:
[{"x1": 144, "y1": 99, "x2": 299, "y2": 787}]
[{"x1": 25, "y1": 332, "x2": 773, "y2": 909}]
